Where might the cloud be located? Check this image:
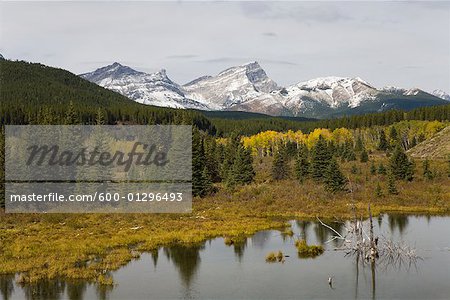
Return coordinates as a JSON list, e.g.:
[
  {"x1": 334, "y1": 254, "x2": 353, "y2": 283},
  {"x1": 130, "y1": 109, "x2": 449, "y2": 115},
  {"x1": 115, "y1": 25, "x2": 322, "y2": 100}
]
[
  {"x1": 166, "y1": 54, "x2": 198, "y2": 59},
  {"x1": 262, "y1": 32, "x2": 277, "y2": 37}
]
